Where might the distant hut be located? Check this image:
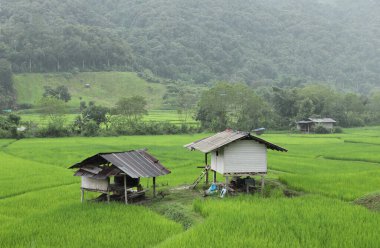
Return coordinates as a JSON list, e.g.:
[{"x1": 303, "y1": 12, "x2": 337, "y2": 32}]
[
  {"x1": 184, "y1": 129, "x2": 287, "y2": 193},
  {"x1": 69, "y1": 149, "x2": 170, "y2": 204},
  {"x1": 296, "y1": 118, "x2": 336, "y2": 133},
  {"x1": 253, "y1": 127, "x2": 265, "y2": 135}
]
